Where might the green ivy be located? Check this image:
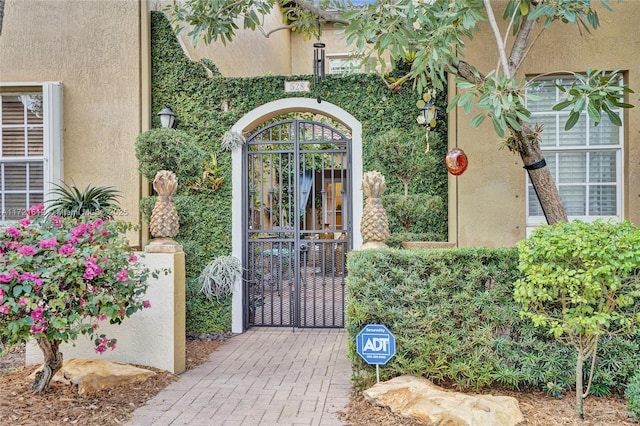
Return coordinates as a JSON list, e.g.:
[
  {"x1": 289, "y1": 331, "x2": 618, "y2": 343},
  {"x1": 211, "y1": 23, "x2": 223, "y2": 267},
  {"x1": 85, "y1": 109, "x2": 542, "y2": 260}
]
[{"x1": 150, "y1": 12, "x2": 448, "y2": 333}]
